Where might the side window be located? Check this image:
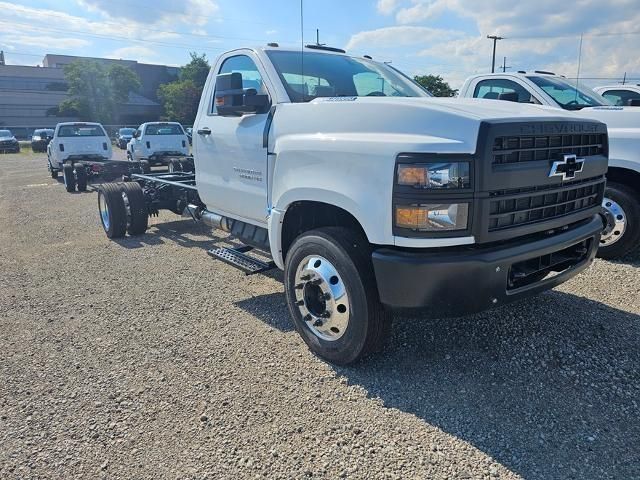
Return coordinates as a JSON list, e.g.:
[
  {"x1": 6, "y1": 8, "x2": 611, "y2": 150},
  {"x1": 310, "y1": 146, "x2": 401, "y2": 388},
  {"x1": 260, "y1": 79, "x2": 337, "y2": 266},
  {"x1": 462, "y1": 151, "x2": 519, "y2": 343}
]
[
  {"x1": 212, "y1": 55, "x2": 266, "y2": 113},
  {"x1": 602, "y1": 89, "x2": 640, "y2": 106},
  {"x1": 473, "y1": 79, "x2": 539, "y2": 104}
]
